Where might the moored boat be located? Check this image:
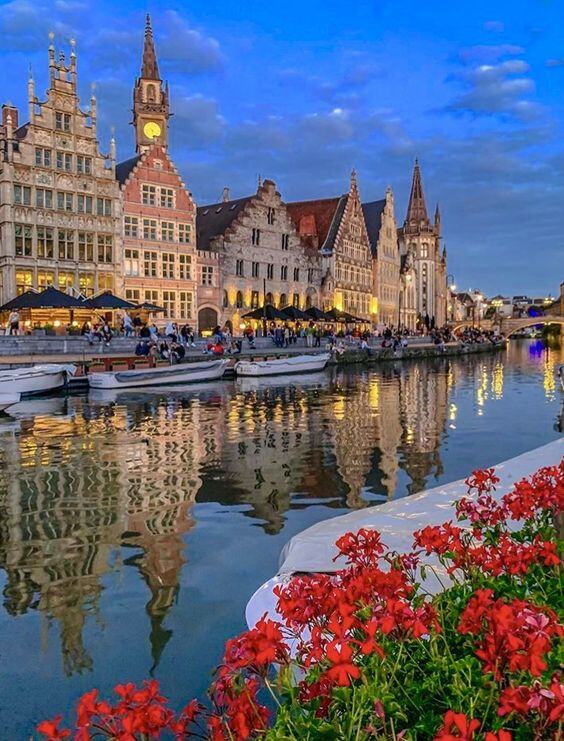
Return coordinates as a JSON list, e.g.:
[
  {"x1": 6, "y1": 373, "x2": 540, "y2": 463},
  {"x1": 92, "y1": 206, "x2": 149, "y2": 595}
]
[
  {"x1": 234, "y1": 352, "x2": 330, "y2": 377},
  {"x1": 87, "y1": 359, "x2": 230, "y2": 389},
  {"x1": 0, "y1": 364, "x2": 76, "y2": 397},
  {"x1": 0, "y1": 392, "x2": 21, "y2": 412}
]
